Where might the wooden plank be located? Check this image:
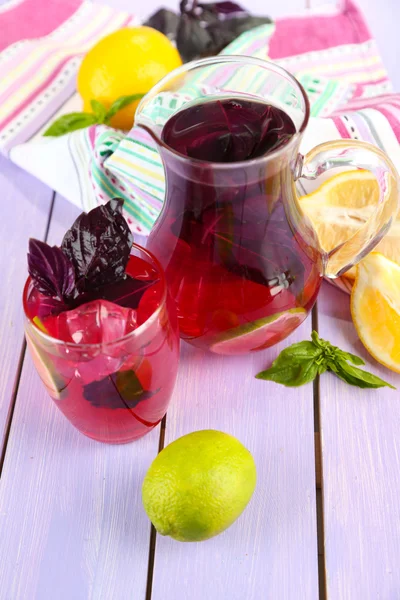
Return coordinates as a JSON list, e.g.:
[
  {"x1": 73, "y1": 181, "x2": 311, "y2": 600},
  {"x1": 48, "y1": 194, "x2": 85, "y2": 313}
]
[
  {"x1": 317, "y1": 283, "x2": 400, "y2": 598},
  {"x1": 0, "y1": 156, "x2": 53, "y2": 452},
  {"x1": 315, "y1": 433, "x2": 322, "y2": 489},
  {"x1": 0, "y1": 195, "x2": 160, "y2": 600},
  {"x1": 150, "y1": 320, "x2": 319, "y2": 600}
]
